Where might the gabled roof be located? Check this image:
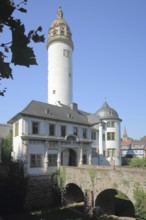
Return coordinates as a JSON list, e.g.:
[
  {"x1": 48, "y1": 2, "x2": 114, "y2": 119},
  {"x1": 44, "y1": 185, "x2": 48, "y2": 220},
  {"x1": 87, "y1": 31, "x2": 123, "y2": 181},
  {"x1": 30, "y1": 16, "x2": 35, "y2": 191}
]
[
  {"x1": 121, "y1": 140, "x2": 132, "y2": 146},
  {"x1": 8, "y1": 100, "x2": 92, "y2": 126}
]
